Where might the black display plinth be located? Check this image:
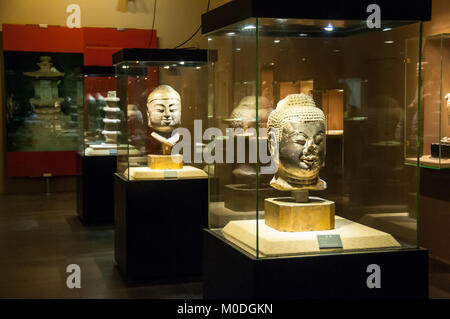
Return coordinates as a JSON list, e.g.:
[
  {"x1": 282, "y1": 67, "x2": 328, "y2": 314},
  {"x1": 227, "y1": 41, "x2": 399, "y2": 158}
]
[
  {"x1": 114, "y1": 173, "x2": 208, "y2": 282},
  {"x1": 77, "y1": 154, "x2": 116, "y2": 224},
  {"x1": 431, "y1": 143, "x2": 450, "y2": 158},
  {"x1": 203, "y1": 229, "x2": 428, "y2": 299}
]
